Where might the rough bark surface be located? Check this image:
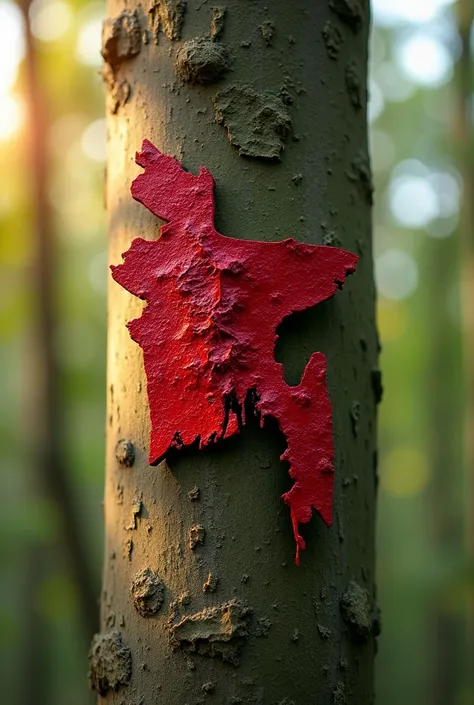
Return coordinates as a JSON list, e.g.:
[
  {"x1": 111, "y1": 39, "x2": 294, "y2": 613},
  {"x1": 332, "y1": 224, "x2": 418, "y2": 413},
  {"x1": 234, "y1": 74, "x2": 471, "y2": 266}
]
[{"x1": 99, "y1": 1, "x2": 377, "y2": 703}]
